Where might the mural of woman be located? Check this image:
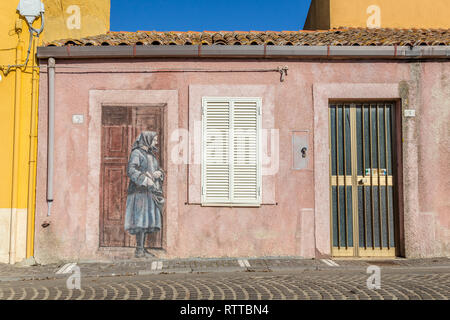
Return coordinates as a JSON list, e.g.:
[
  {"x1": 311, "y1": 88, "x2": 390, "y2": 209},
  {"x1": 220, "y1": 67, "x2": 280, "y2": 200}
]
[{"x1": 125, "y1": 131, "x2": 165, "y2": 258}]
